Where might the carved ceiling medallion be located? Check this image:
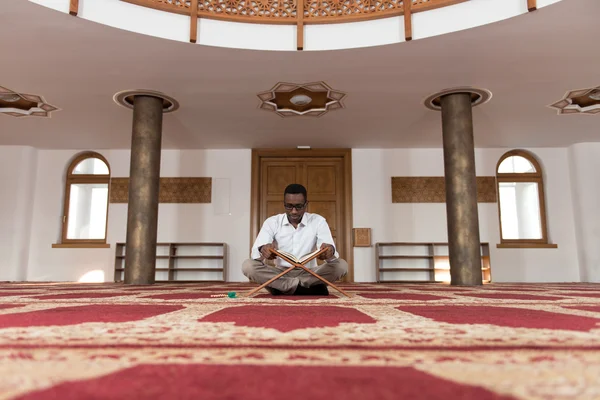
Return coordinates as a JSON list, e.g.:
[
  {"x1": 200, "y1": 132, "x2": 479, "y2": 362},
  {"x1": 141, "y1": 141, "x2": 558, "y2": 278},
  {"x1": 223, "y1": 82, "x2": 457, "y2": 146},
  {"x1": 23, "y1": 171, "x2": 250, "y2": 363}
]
[
  {"x1": 257, "y1": 82, "x2": 346, "y2": 117},
  {"x1": 0, "y1": 86, "x2": 59, "y2": 118},
  {"x1": 549, "y1": 86, "x2": 600, "y2": 115}
]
